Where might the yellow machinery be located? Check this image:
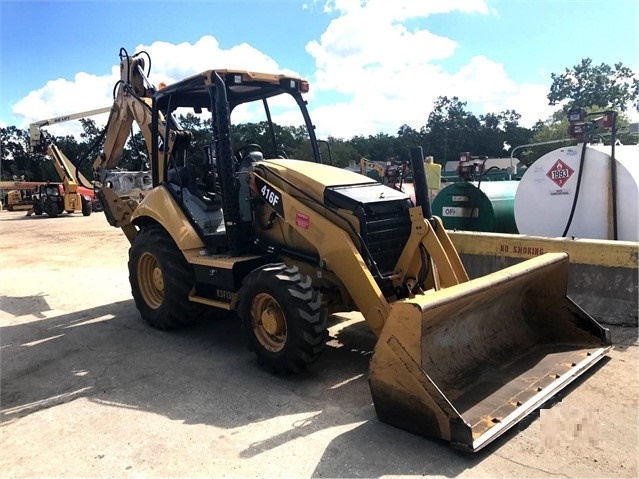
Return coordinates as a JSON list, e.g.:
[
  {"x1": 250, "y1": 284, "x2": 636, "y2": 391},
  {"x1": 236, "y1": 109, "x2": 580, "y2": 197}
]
[
  {"x1": 28, "y1": 107, "x2": 152, "y2": 217},
  {"x1": 28, "y1": 114, "x2": 101, "y2": 217},
  {"x1": 93, "y1": 48, "x2": 611, "y2": 452},
  {"x1": 2, "y1": 189, "x2": 34, "y2": 211},
  {"x1": 360, "y1": 156, "x2": 406, "y2": 185}
]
